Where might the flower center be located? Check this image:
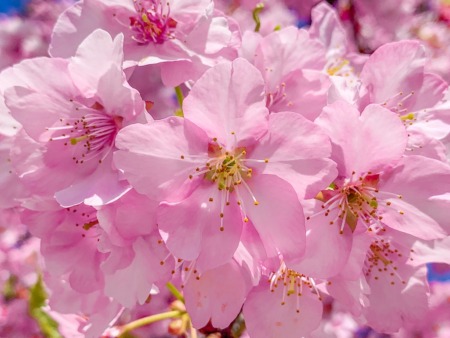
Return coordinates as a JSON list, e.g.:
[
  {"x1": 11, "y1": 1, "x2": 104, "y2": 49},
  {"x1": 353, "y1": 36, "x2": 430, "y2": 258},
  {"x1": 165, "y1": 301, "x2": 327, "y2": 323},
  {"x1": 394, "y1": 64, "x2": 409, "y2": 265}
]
[
  {"x1": 363, "y1": 238, "x2": 411, "y2": 286},
  {"x1": 129, "y1": 0, "x2": 177, "y2": 45},
  {"x1": 181, "y1": 137, "x2": 269, "y2": 230},
  {"x1": 312, "y1": 173, "x2": 382, "y2": 233},
  {"x1": 270, "y1": 262, "x2": 322, "y2": 311},
  {"x1": 266, "y1": 82, "x2": 294, "y2": 110},
  {"x1": 66, "y1": 206, "x2": 101, "y2": 240},
  {"x1": 381, "y1": 90, "x2": 415, "y2": 118},
  {"x1": 48, "y1": 102, "x2": 122, "y2": 165},
  {"x1": 204, "y1": 144, "x2": 252, "y2": 192}
]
